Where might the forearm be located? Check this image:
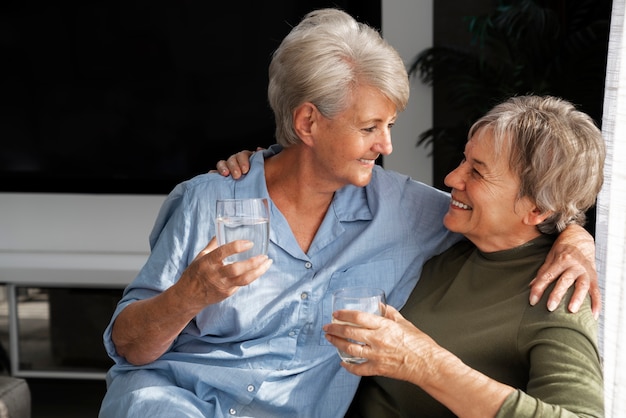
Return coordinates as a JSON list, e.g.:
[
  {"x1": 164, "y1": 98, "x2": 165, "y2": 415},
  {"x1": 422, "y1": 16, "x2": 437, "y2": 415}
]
[
  {"x1": 327, "y1": 307, "x2": 514, "y2": 417},
  {"x1": 413, "y1": 345, "x2": 514, "y2": 418},
  {"x1": 111, "y1": 285, "x2": 200, "y2": 365}
]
